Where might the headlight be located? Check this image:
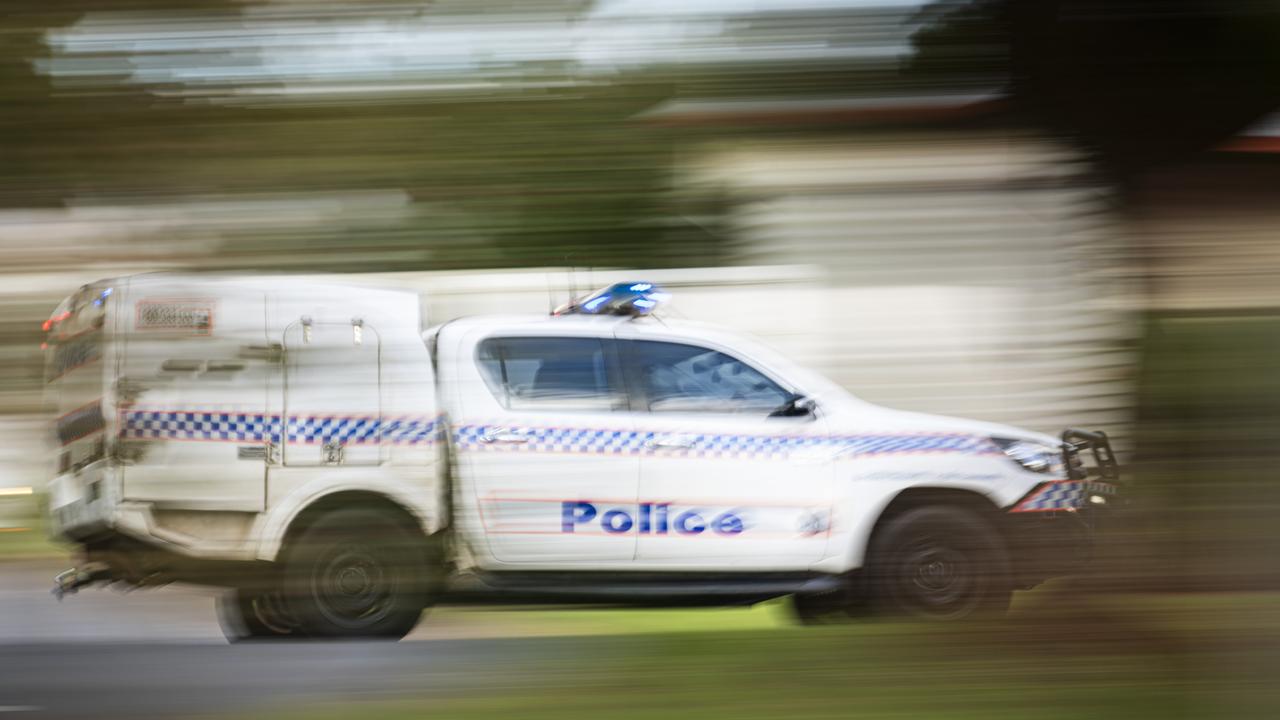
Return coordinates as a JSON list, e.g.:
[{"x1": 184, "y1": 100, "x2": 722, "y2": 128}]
[{"x1": 992, "y1": 437, "x2": 1057, "y2": 474}]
